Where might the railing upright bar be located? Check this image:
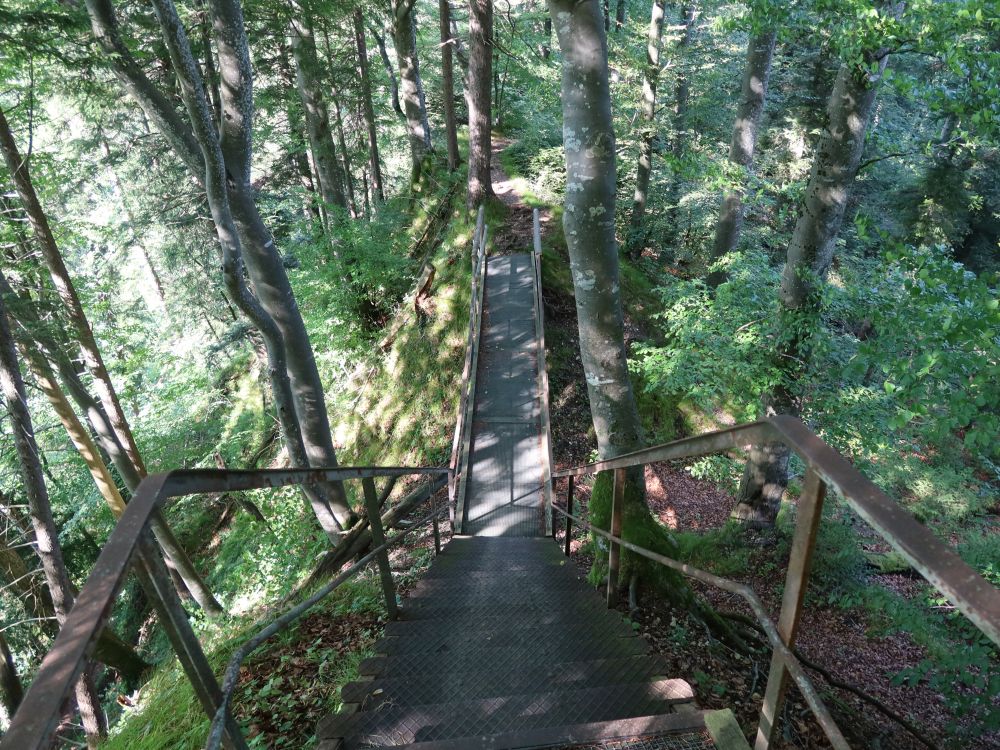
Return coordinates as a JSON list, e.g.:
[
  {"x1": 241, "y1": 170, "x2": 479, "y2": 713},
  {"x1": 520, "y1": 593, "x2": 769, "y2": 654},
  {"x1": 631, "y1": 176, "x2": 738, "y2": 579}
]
[
  {"x1": 755, "y1": 468, "x2": 827, "y2": 750},
  {"x1": 362, "y1": 477, "x2": 398, "y2": 620},
  {"x1": 564, "y1": 476, "x2": 574, "y2": 556},
  {"x1": 607, "y1": 468, "x2": 625, "y2": 607},
  {"x1": 431, "y1": 490, "x2": 441, "y2": 555}
]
